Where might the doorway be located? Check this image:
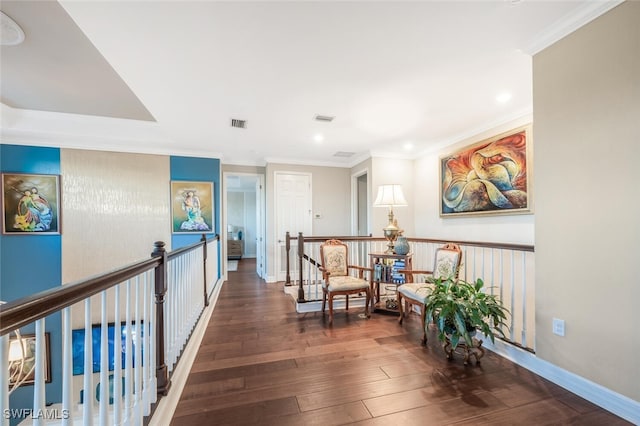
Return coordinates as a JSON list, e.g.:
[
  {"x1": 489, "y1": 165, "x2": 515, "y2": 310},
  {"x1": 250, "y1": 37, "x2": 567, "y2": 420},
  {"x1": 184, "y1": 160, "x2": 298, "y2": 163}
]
[
  {"x1": 274, "y1": 172, "x2": 312, "y2": 282},
  {"x1": 352, "y1": 170, "x2": 369, "y2": 236},
  {"x1": 224, "y1": 172, "x2": 266, "y2": 279}
]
